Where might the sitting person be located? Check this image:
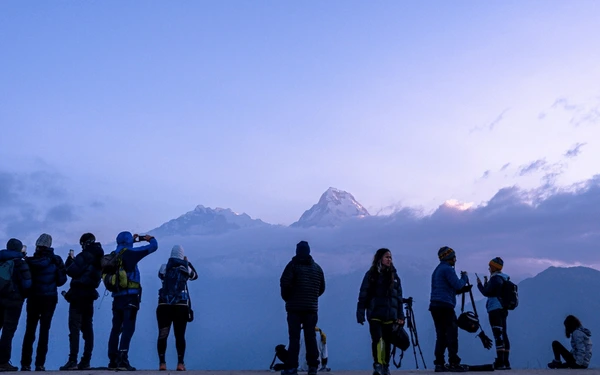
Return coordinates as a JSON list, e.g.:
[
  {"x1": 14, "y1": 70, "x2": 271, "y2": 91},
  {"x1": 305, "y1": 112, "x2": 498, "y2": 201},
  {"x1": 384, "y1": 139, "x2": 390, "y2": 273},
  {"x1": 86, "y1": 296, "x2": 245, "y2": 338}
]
[{"x1": 548, "y1": 315, "x2": 592, "y2": 369}]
